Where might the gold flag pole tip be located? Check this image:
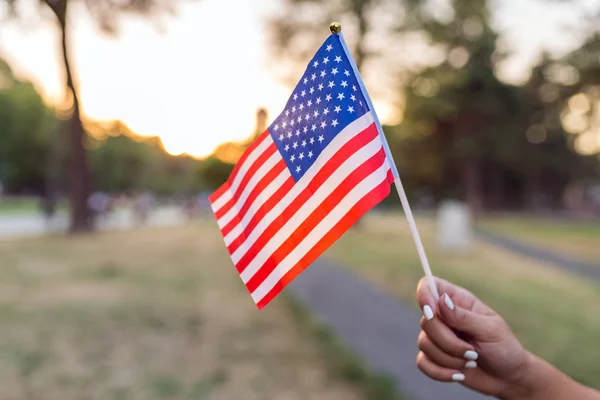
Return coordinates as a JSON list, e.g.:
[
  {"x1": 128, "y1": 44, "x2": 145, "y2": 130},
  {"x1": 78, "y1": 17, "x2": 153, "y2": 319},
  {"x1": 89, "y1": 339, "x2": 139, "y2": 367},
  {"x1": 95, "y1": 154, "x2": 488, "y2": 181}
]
[{"x1": 329, "y1": 22, "x2": 341, "y2": 34}]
